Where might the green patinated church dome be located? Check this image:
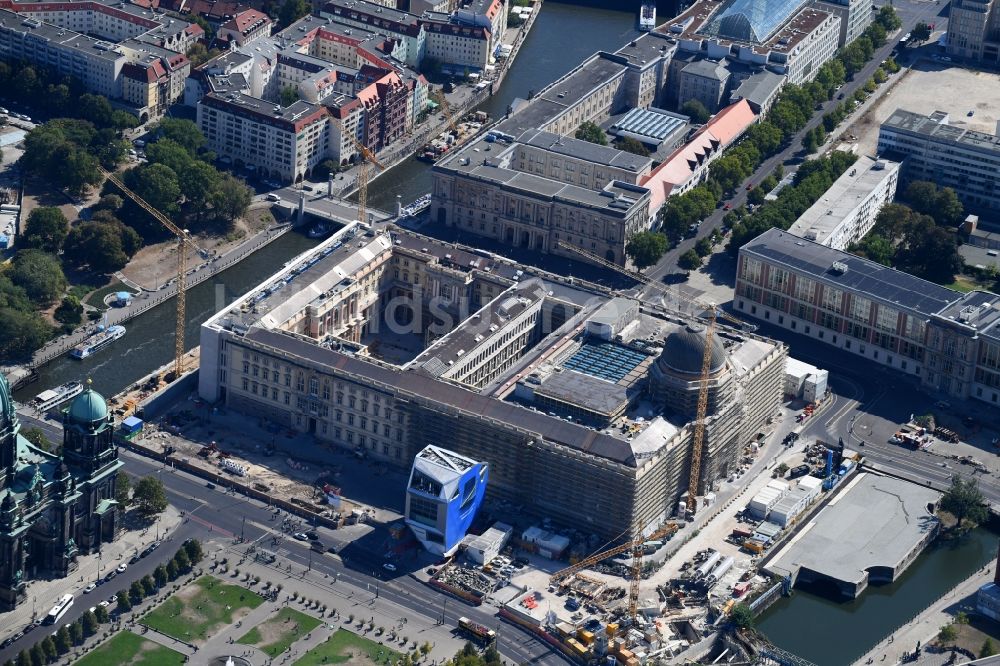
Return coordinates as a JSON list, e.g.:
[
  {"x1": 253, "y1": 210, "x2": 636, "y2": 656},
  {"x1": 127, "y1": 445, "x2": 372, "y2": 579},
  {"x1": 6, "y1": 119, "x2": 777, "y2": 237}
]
[{"x1": 66, "y1": 381, "x2": 108, "y2": 424}]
